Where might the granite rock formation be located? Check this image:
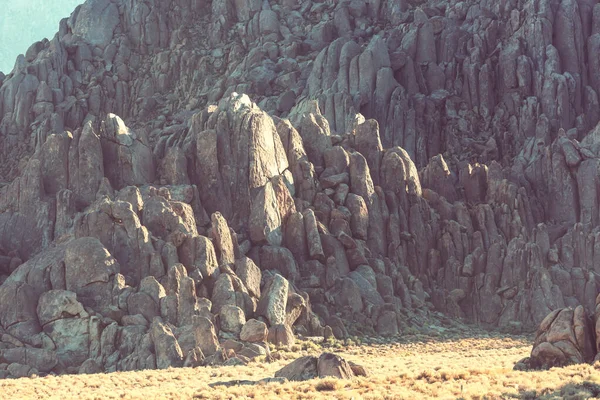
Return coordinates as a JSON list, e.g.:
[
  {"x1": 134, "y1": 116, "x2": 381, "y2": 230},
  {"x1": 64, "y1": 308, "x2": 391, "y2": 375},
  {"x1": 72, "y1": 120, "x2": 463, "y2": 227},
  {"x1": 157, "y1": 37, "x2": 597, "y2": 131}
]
[{"x1": 1, "y1": 0, "x2": 600, "y2": 377}]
